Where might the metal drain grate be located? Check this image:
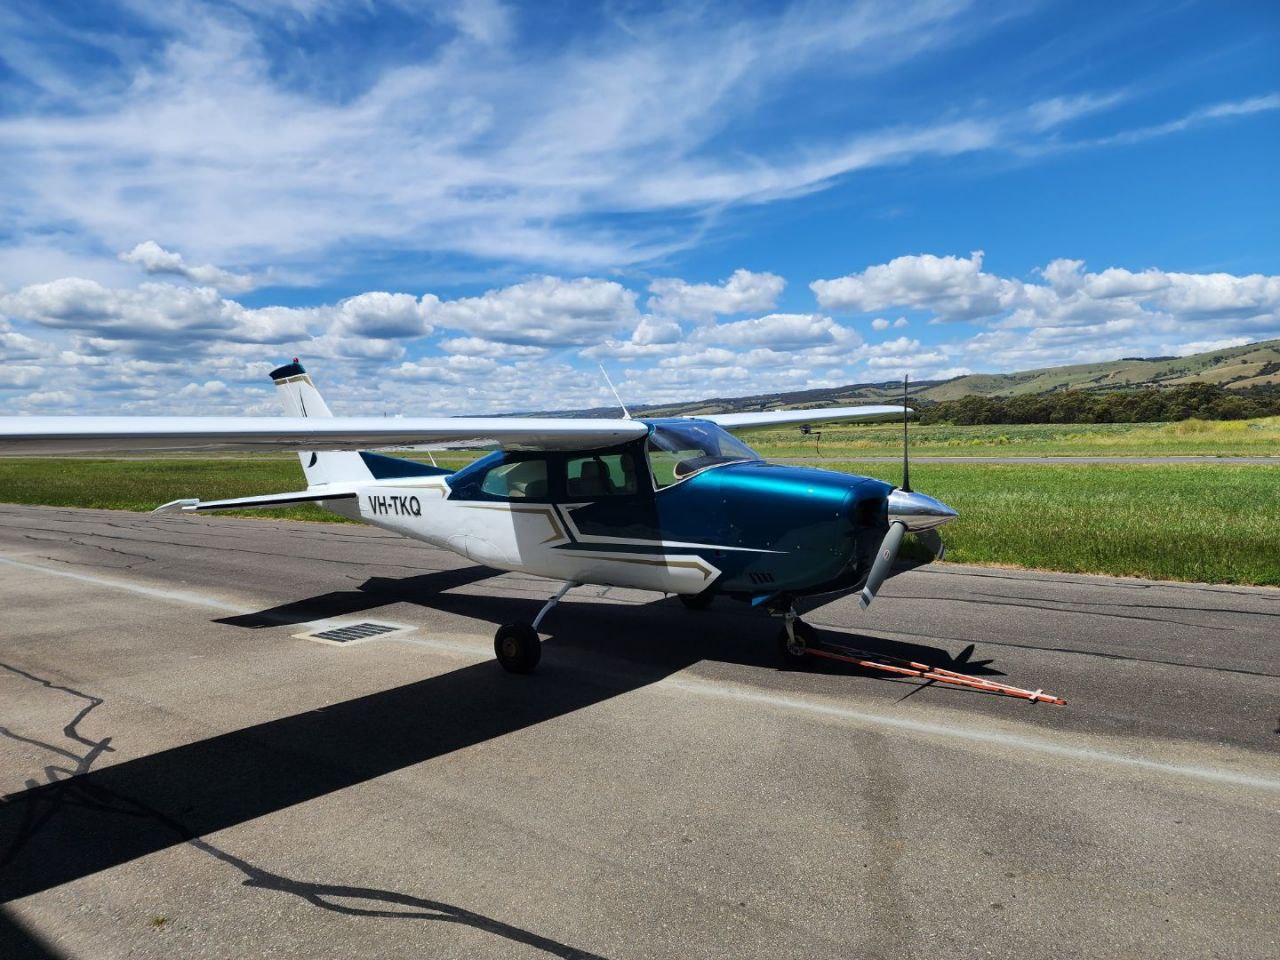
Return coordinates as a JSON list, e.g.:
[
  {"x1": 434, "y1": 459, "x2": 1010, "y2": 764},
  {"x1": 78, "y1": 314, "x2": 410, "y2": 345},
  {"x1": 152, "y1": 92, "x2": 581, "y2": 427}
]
[{"x1": 310, "y1": 622, "x2": 400, "y2": 644}]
